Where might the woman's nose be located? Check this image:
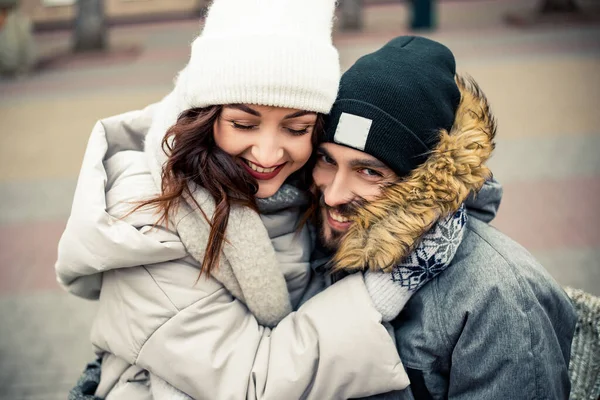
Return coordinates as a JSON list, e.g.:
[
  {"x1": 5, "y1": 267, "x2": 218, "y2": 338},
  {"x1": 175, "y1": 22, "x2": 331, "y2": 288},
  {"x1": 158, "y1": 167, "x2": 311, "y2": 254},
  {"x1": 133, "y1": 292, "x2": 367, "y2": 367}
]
[{"x1": 251, "y1": 134, "x2": 284, "y2": 167}]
